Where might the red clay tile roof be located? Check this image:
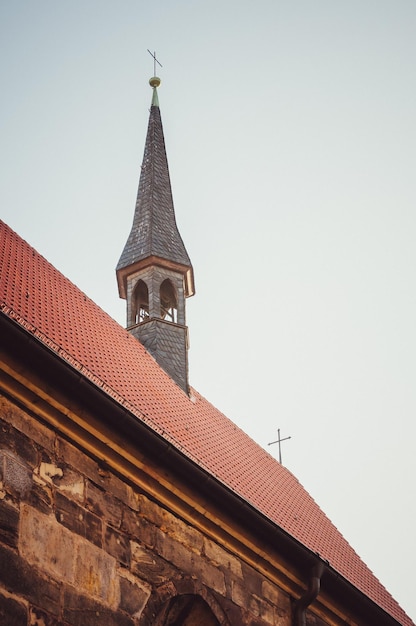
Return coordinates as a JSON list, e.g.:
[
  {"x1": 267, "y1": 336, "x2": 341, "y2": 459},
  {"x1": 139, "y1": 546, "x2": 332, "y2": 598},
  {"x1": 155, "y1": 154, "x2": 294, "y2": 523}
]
[{"x1": 0, "y1": 220, "x2": 412, "y2": 626}]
